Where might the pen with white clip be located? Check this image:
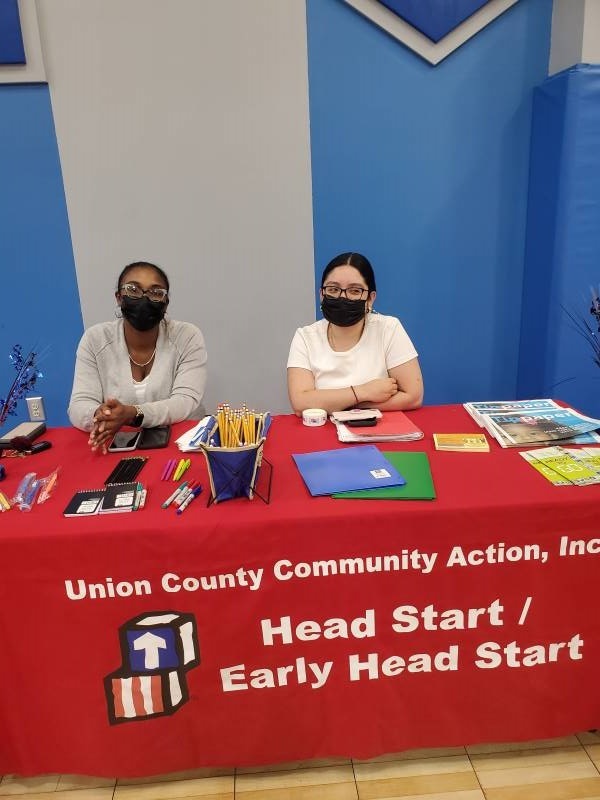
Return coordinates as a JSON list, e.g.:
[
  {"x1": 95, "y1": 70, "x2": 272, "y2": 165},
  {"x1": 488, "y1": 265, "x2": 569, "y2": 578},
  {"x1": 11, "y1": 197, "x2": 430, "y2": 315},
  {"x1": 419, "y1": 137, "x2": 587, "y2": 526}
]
[
  {"x1": 161, "y1": 480, "x2": 188, "y2": 509},
  {"x1": 174, "y1": 480, "x2": 198, "y2": 506},
  {"x1": 176, "y1": 485, "x2": 203, "y2": 515}
]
